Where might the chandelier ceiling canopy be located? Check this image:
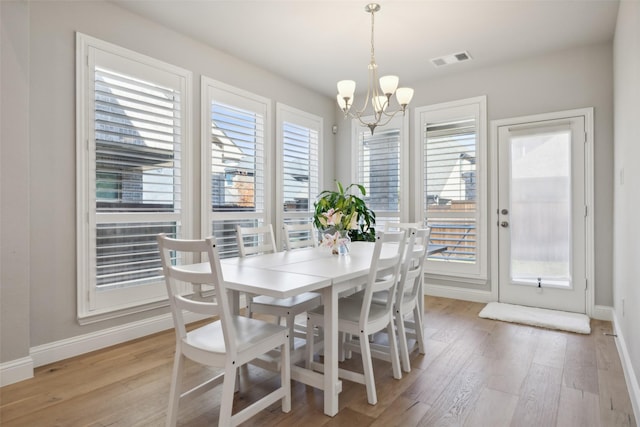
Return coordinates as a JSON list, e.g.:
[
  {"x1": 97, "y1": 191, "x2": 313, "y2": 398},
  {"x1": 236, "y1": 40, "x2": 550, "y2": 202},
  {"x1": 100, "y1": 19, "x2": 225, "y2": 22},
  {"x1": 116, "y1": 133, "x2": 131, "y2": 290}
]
[{"x1": 336, "y1": 3, "x2": 414, "y2": 135}]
